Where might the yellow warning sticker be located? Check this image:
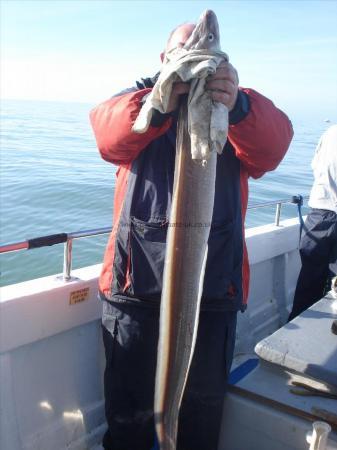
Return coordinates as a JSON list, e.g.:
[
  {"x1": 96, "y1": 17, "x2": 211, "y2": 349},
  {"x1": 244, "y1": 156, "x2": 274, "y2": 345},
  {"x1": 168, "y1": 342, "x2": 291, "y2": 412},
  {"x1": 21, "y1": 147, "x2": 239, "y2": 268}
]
[{"x1": 69, "y1": 287, "x2": 90, "y2": 305}]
